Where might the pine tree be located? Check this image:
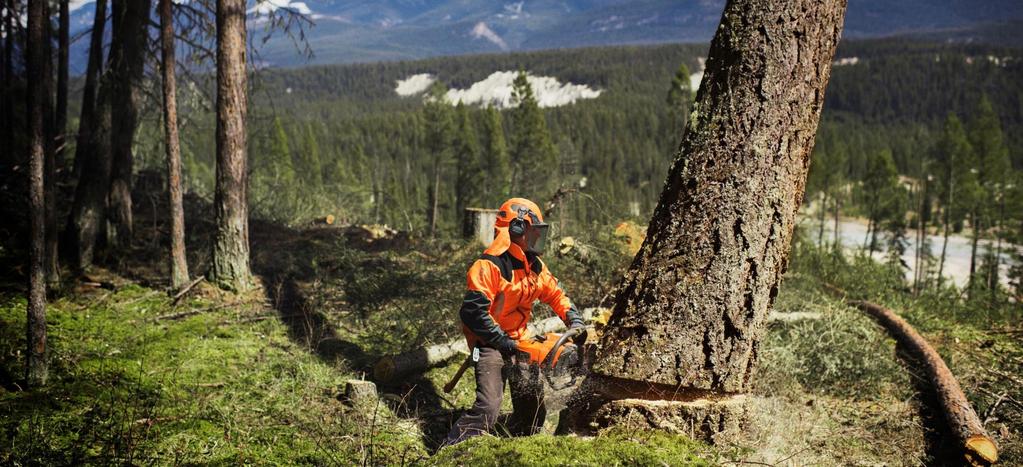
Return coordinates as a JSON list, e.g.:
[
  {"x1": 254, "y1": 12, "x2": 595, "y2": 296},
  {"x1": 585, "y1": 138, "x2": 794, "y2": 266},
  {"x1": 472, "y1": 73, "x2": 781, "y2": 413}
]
[
  {"x1": 666, "y1": 62, "x2": 693, "y2": 144},
  {"x1": 862, "y1": 148, "x2": 900, "y2": 255},
  {"x1": 454, "y1": 103, "x2": 482, "y2": 224},
  {"x1": 509, "y1": 70, "x2": 558, "y2": 198},
  {"x1": 424, "y1": 81, "x2": 454, "y2": 236},
  {"x1": 300, "y1": 123, "x2": 323, "y2": 190},
  {"x1": 480, "y1": 105, "x2": 510, "y2": 205},
  {"x1": 935, "y1": 113, "x2": 978, "y2": 283}
]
